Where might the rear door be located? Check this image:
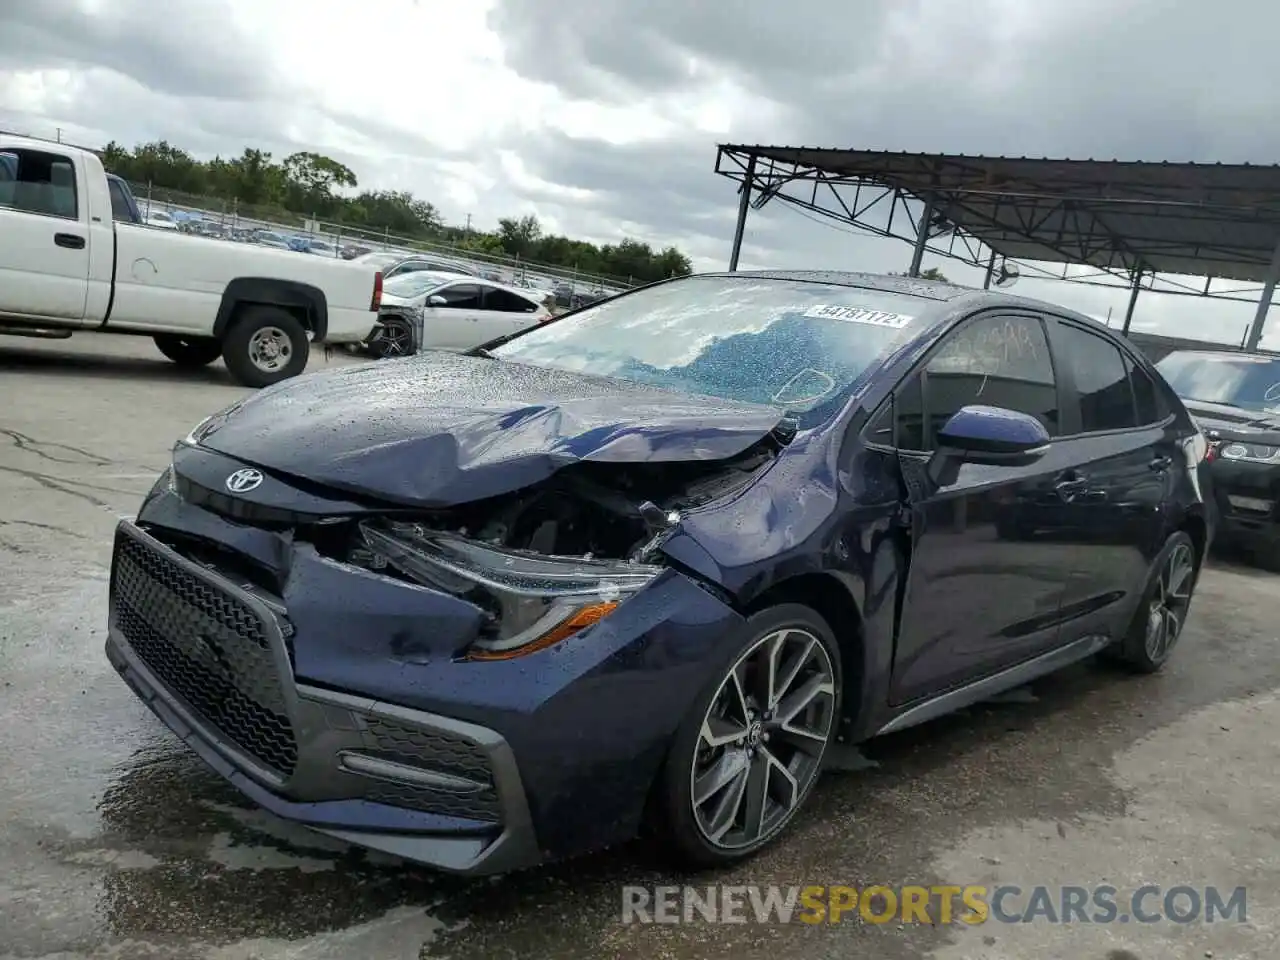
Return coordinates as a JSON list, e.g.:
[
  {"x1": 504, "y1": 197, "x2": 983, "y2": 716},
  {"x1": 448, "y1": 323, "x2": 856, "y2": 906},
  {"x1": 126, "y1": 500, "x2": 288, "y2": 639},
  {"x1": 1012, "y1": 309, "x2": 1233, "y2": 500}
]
[
  {"x1": 478, "y1": 285, "x2": 545, "y2": 338},
  {"x1": 883, "y1": 310, "x2": 1080, "y2": 705},
  {"x1": 0, "y1": 145, "x2": 92, "y2": 321},
  {"x1": 1044, "y1": 319, "x2": 1177, "y2": 640}
]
